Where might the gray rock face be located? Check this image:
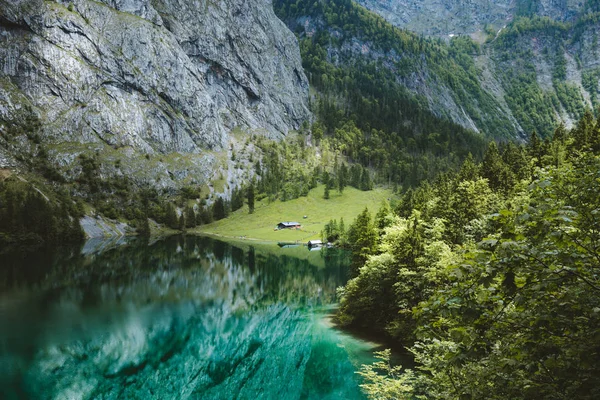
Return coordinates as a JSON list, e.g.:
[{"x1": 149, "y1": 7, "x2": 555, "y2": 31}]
[
  {"x1": 354, "y1": 0, "x2": 585, "y2": 37},
  {"x1": 0, "y1": 0, "x2": 310, "y2": 156},
  {"x1": 80, "y1": 215, "x2": 133, "y2": 238}
]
